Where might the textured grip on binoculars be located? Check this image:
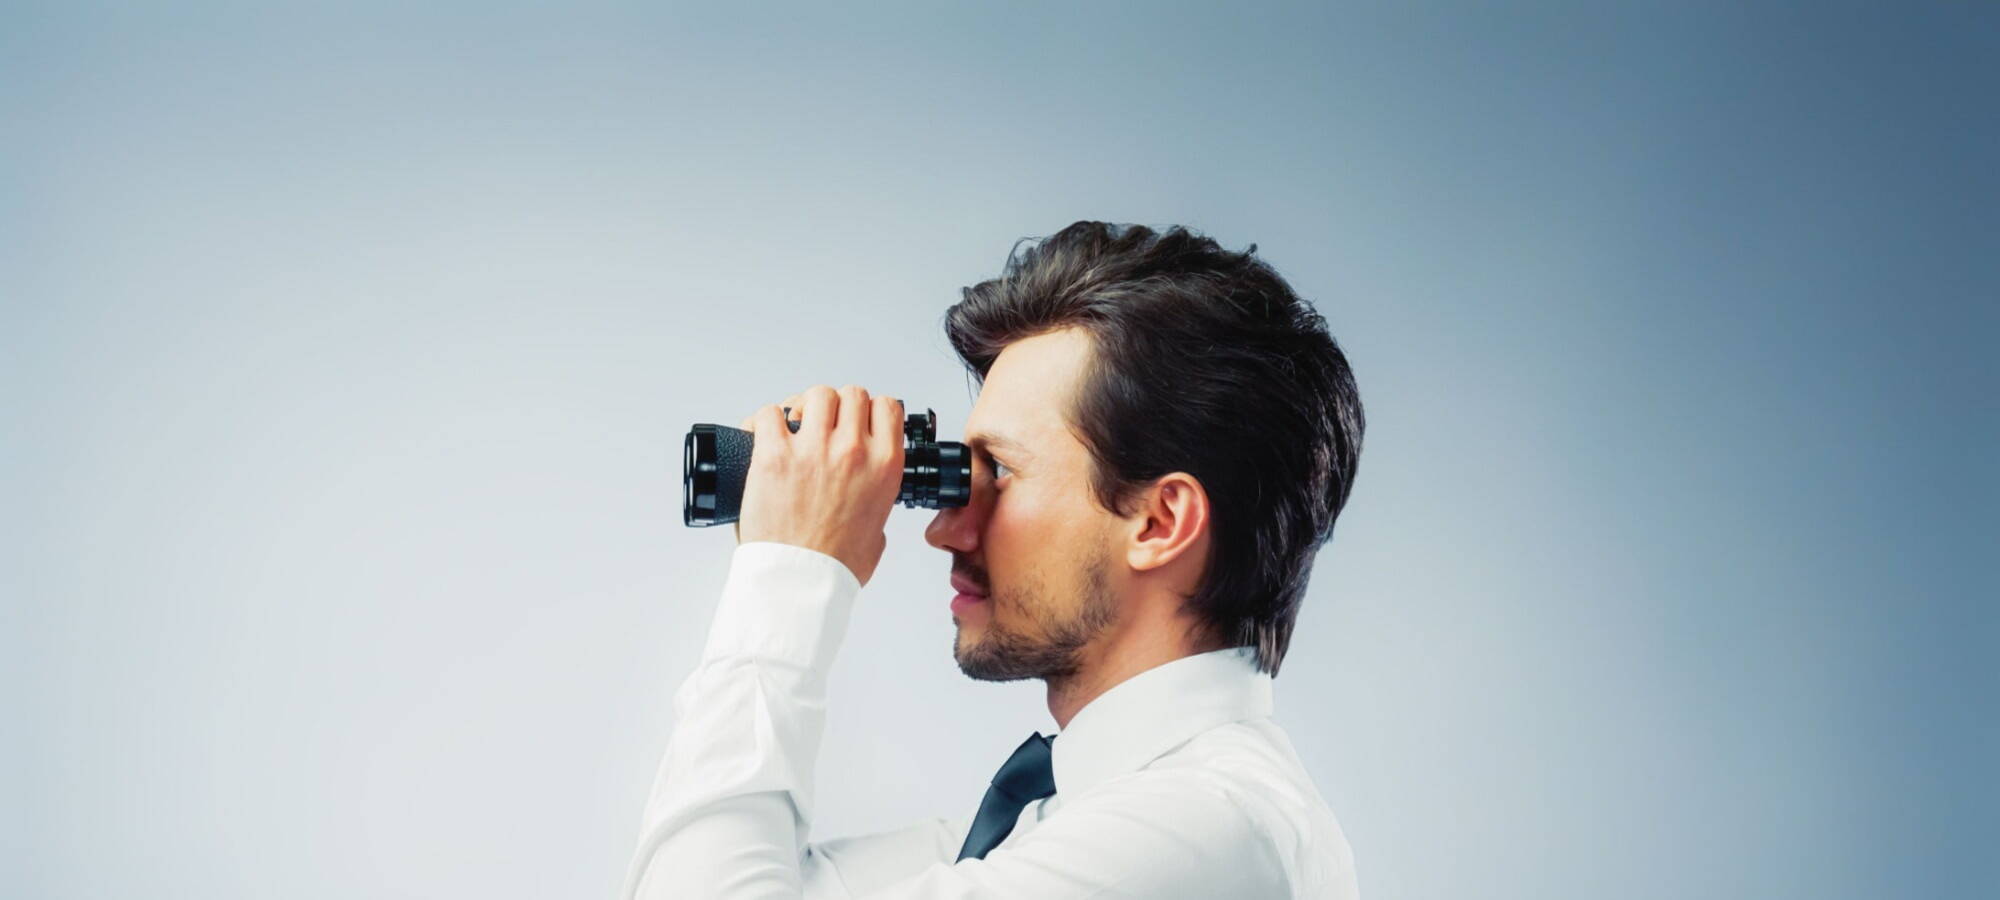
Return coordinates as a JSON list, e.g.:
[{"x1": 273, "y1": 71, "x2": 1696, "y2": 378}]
[{"x1": 709, "y1": 424, "x2": 755, "y2": 525}]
